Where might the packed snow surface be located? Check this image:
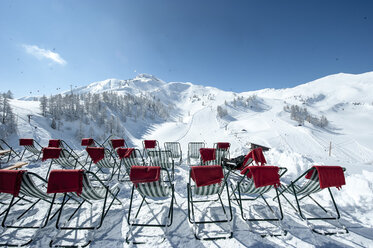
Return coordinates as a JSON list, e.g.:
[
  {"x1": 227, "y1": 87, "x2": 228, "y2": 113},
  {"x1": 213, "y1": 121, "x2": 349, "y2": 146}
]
[{"x1": 1, "y1": 71, "x2": 373, "y2": 247}]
